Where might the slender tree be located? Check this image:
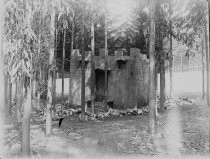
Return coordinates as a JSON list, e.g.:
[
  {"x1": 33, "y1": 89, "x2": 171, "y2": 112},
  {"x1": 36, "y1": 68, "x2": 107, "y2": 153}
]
[
  {"x1": 208, "y1": 0, "x2": 210, "y2": 107},
  {"x1": 206, "y1": 0, "x2": 210, "y2": 153},
  {"x1": 104, "y1": 0, "x2": 108, "y2": 111},
  {"x1": 61, "y1": 20, "x2": 67, "y2": 110},
  {"x1": 9, "y1": 79, "x2": 12, "y2": 115},
  {"x1": 46, "y1": 0, "x2": 56, "y2": 135},
  {"x1": 156, "y1": 3, "x2": 166, "y2": 111},
  {"x1": 21, "y1": 0, "x2": 33, "y2": 156},
  {"x1": 37, "y1": 0, "x2": 43, "y2": 110},
  {"x1": 69, "y1": 13, "x2": 74, "y2": 105},
  {"x1": 90, "y1": 0, "x2": 96, "y2": 114},
  {"x1": 169, "y1": 0, "x2": 173, "y2": 98},
  {"x1": 22, "y1": 77, "x2": 31, "y2": 157},
  {"x1": 80, "y1": 2, "x2": 86, "y2": 121},
  {"x1": 205, "y1": 24, "x2": 210, "y2": 105},
  {"x1": 160, "y1": 57, "x2": 165, "y2": 110},
  {"x1": 4, "y1": 73, "x2": 9, "y2": 116},
  {"x1": 15, "y1": 78, "x2": 23, "y2": 128},
  {"x1": 149, "y1": 0, "x2": 156, "y2": 135},
  {"x1": 53, "y1": 25, "x2": 58, "y2": 106},
  {"x1": 0, "y1": 0, "x2": 5, "y2": 156},
  {"x1": 207, "y1": 0, "x2": 210, "y2": 152},
  {"x1": 202, "y1": 38, "x2": 205, "y2": 99}
]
